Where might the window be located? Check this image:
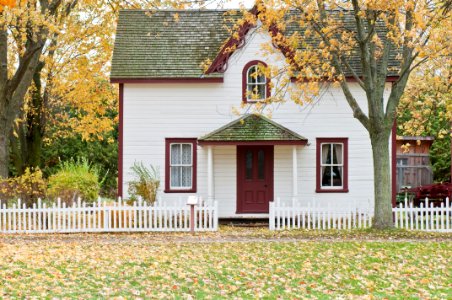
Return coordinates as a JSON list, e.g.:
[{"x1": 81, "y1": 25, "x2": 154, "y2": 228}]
[
  {"x1": 242, "y1": 60, "x2": 270, "y2": 102},
  {"x1": 316, "y1": 138, "x2": 348, "y2": 193},
  {"x1": 165, "y1": 138, "x2": 197, "y2": 193},
  {"x1": 396, "y1": 158, "x2": 408, "y2": 166}
]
